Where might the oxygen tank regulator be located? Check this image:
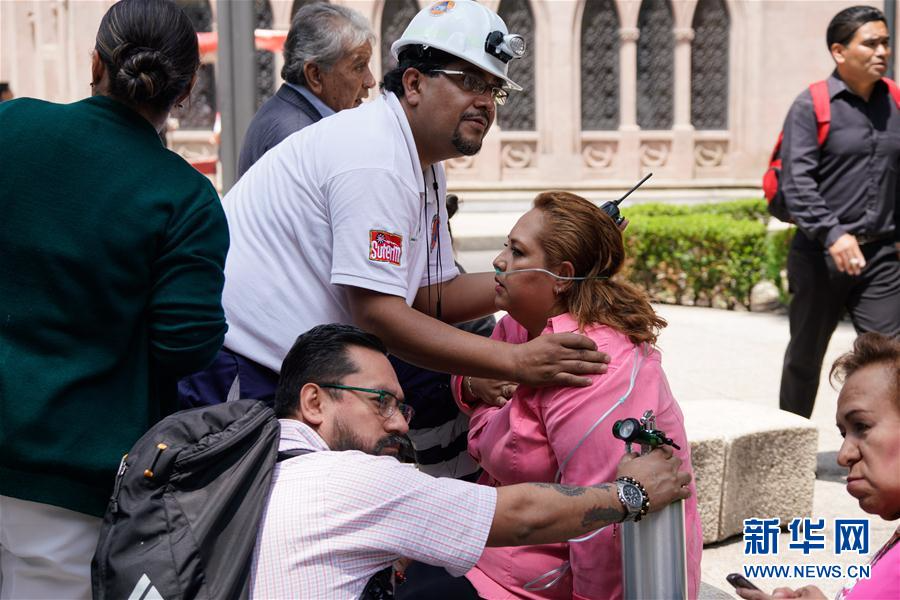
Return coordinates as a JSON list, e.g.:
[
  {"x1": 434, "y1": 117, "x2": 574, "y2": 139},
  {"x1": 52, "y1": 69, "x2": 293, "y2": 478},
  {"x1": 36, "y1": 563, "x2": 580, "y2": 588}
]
[{"x1": 613, "y1": 410, "x2": 681, "y2": 455}]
